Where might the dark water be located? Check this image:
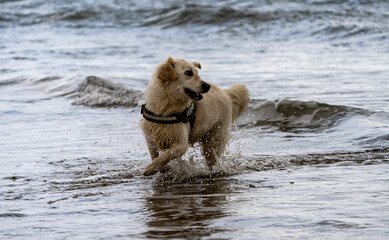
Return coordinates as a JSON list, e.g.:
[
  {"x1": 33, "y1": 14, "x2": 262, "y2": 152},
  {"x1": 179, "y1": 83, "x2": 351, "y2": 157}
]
[{"x1": 1, "y1": 0, "x2": 389, "y2": 239}]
